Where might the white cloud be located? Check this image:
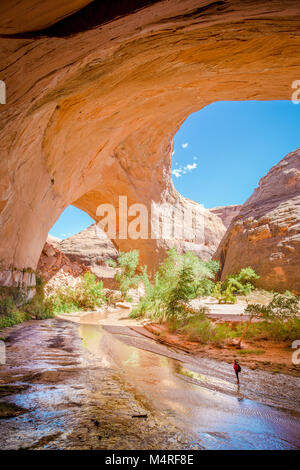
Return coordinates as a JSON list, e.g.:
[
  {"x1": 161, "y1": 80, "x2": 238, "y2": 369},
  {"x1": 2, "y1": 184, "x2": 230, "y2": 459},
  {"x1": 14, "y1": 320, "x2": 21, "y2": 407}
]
[
  {"x1": 61, "y1": 232, "x2": 74, "y2": 238},
  {"x1": 172, "y1": 169, "x2": 183, "y2": 178},
  {"x1": 171, "y1": 161, "x2": 197, "y2": 178},
  {"x1": 186, "y1": 163, "x2": 197, "y2": 171},
  {"x1": 181, "y1": 142, "x2": 188, "y2": 149}
]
